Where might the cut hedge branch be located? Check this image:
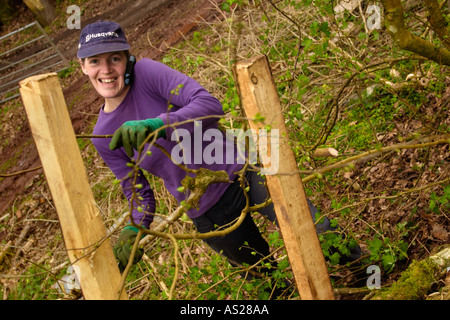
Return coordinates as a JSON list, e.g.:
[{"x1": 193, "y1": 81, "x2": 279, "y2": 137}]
[
  {"x1": 313, "y1": 147, "x2": 339, "y2": 158},
  {"x1": 138, "y1": 169, "x2": 233, "y2": 243},
  {"x1": 302, "y1": 134, "x2": 450, "y2": 183},
  {"x1": 380, "y1": 0, "x2": 450, "y2": 65}
]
